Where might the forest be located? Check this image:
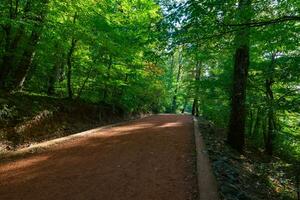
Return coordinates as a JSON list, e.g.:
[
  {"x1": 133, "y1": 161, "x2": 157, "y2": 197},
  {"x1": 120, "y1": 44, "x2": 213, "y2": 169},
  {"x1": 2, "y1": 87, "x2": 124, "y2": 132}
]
[{"x1": 0, "y1": 0, "x2": 299, "y2": 199}]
